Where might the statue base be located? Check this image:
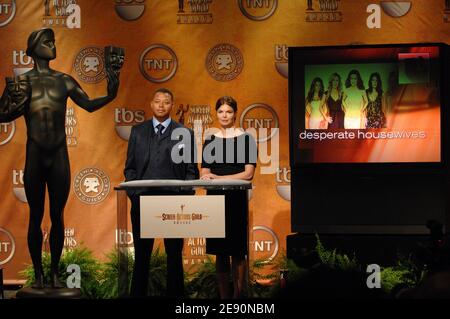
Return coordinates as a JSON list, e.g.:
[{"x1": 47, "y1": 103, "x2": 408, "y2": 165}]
[{"x1": 16, "y1": 287, "x2": 82, "y2": 299}]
